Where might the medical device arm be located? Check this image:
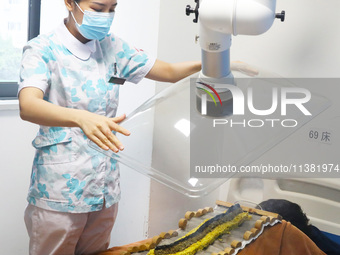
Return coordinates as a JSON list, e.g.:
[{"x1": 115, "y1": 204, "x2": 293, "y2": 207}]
[{"x1": 187, "y1": 0, "x2": 285, "y2": 80}]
